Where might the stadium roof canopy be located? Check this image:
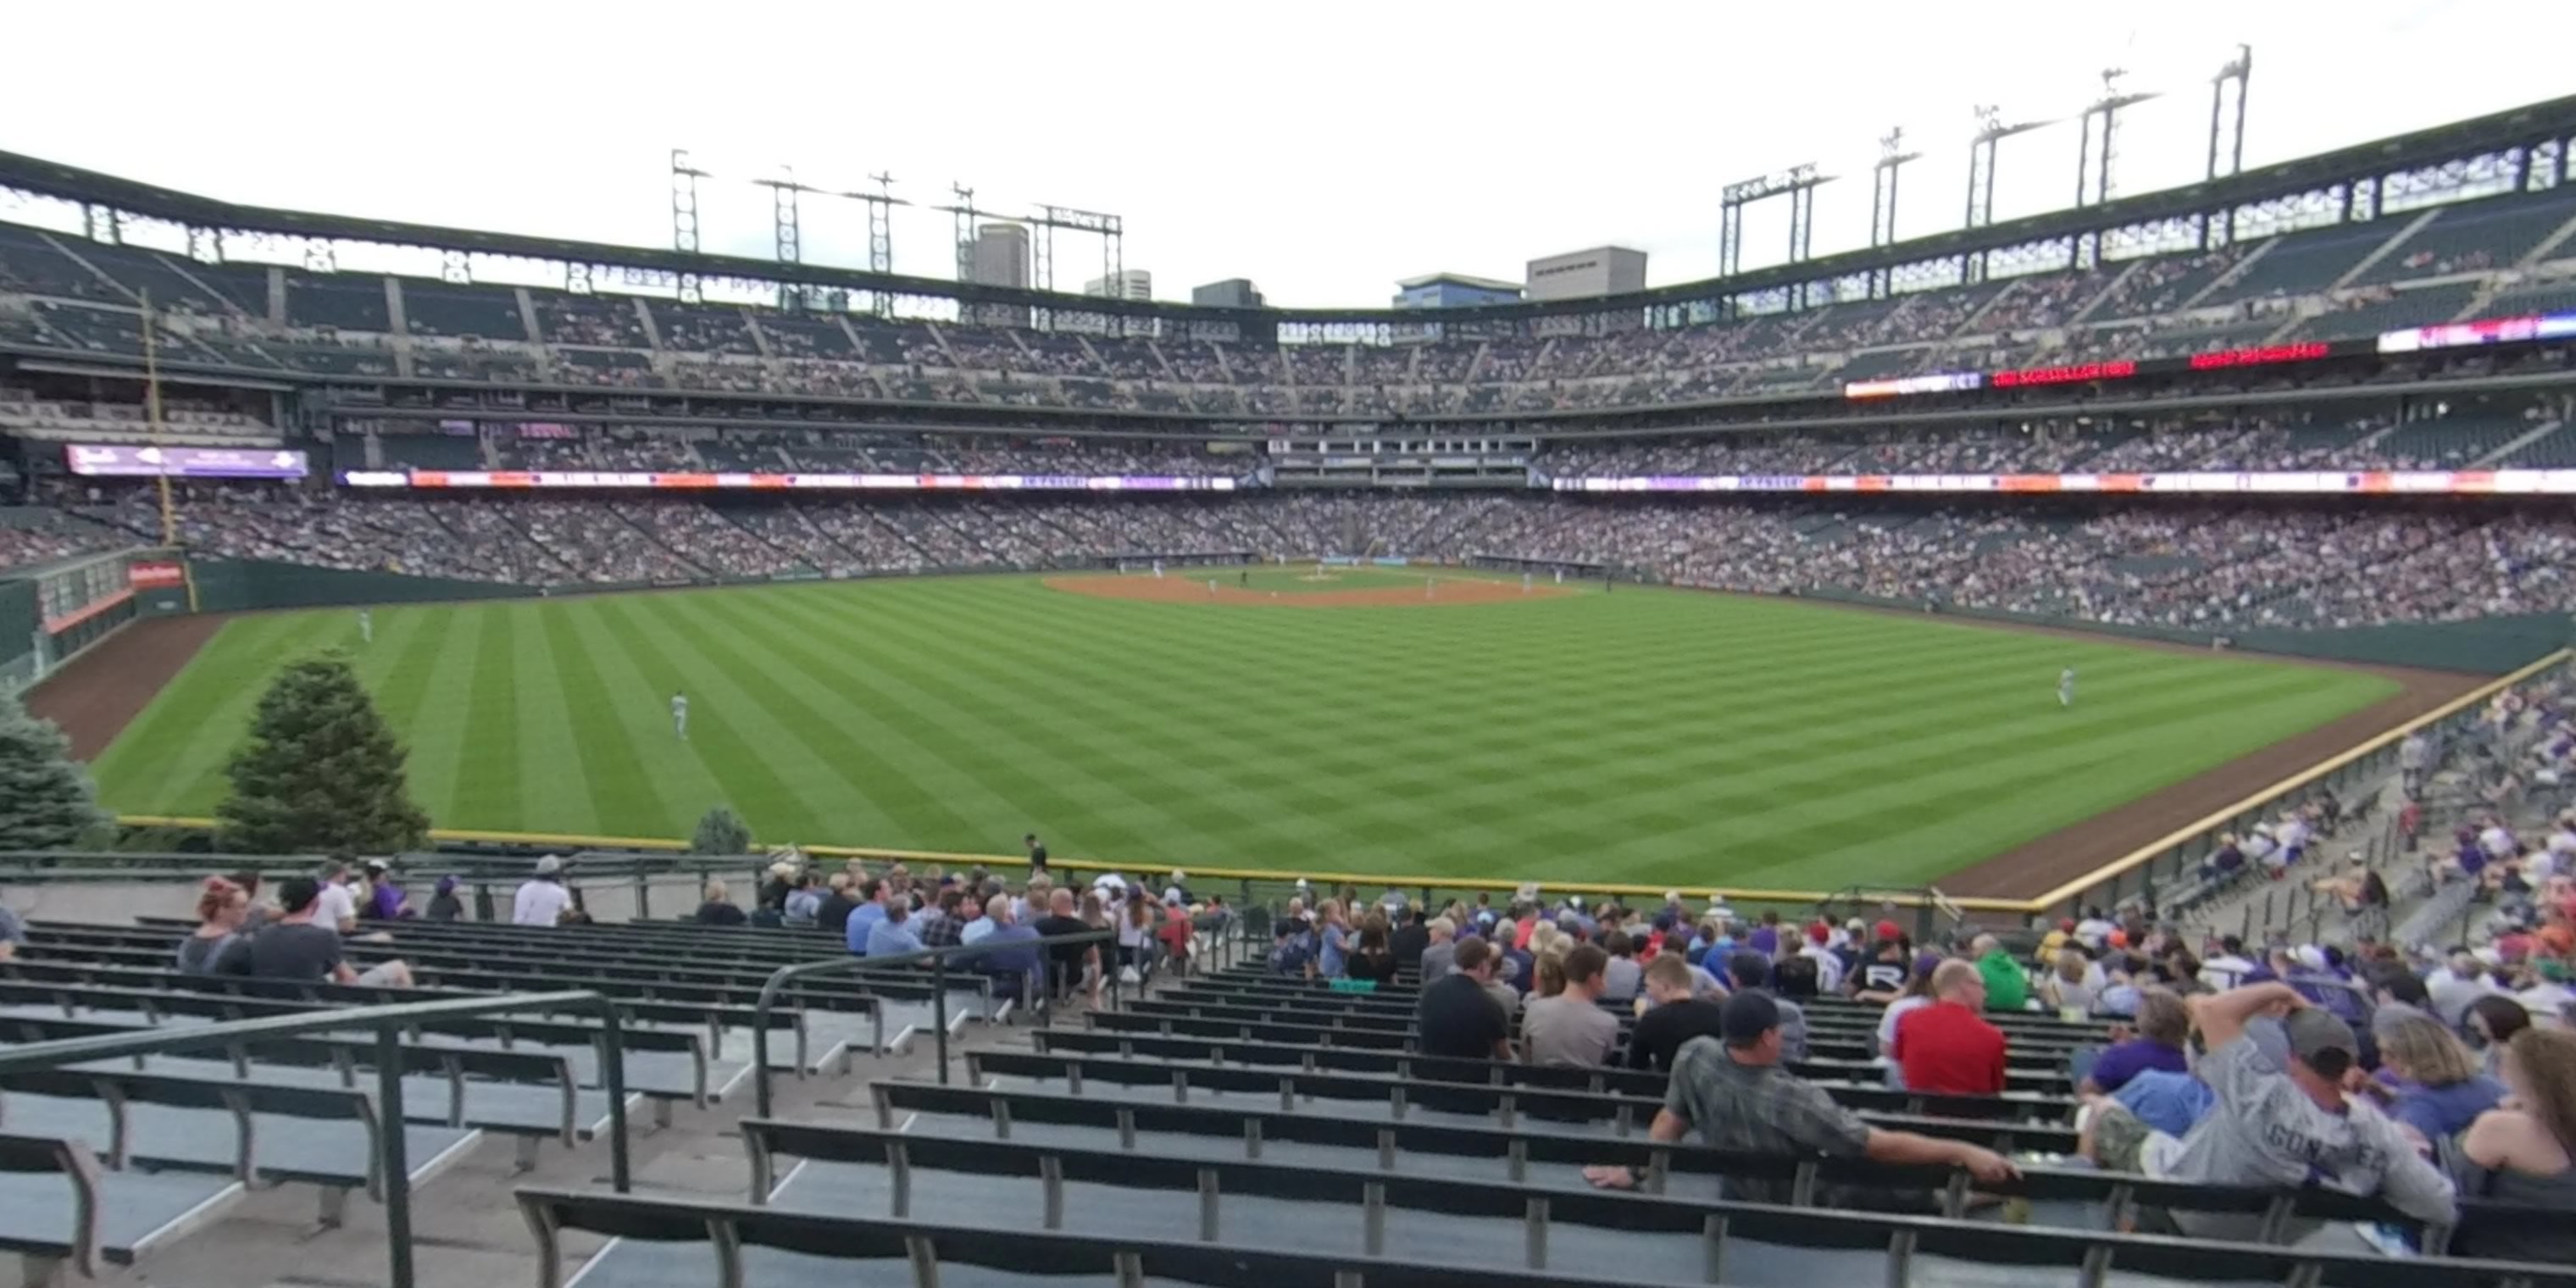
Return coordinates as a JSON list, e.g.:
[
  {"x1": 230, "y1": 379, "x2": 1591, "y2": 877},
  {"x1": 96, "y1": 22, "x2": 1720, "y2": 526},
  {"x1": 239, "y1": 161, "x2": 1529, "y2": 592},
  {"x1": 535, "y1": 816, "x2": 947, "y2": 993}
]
[
  {"x1": 1, "y1": 93, "x2": 2572, "y2": 330},
  {"x1": 1395, "y1": 272, "x2": 1525, "y2": 291}
]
